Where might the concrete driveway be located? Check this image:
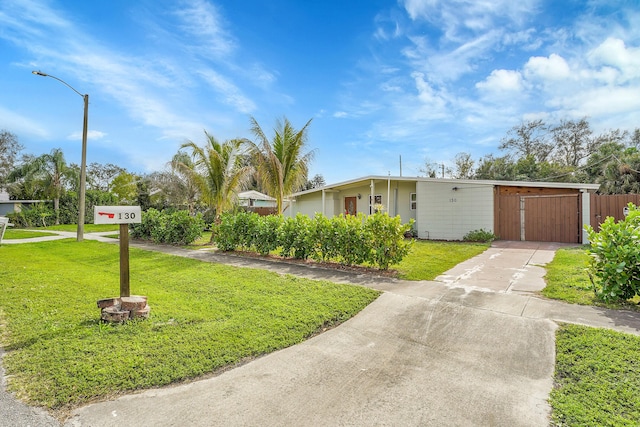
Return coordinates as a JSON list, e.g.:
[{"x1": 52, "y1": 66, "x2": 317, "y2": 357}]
[
  {"x1": 62, "y1": 242, "x2": 564, "y2": 427},
  {"x1": 4, "y1": 238, "x2": 640, "y2": 426},
  {"x1": 65, "y1": 292, "x2": 556, "y2": 427}
]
